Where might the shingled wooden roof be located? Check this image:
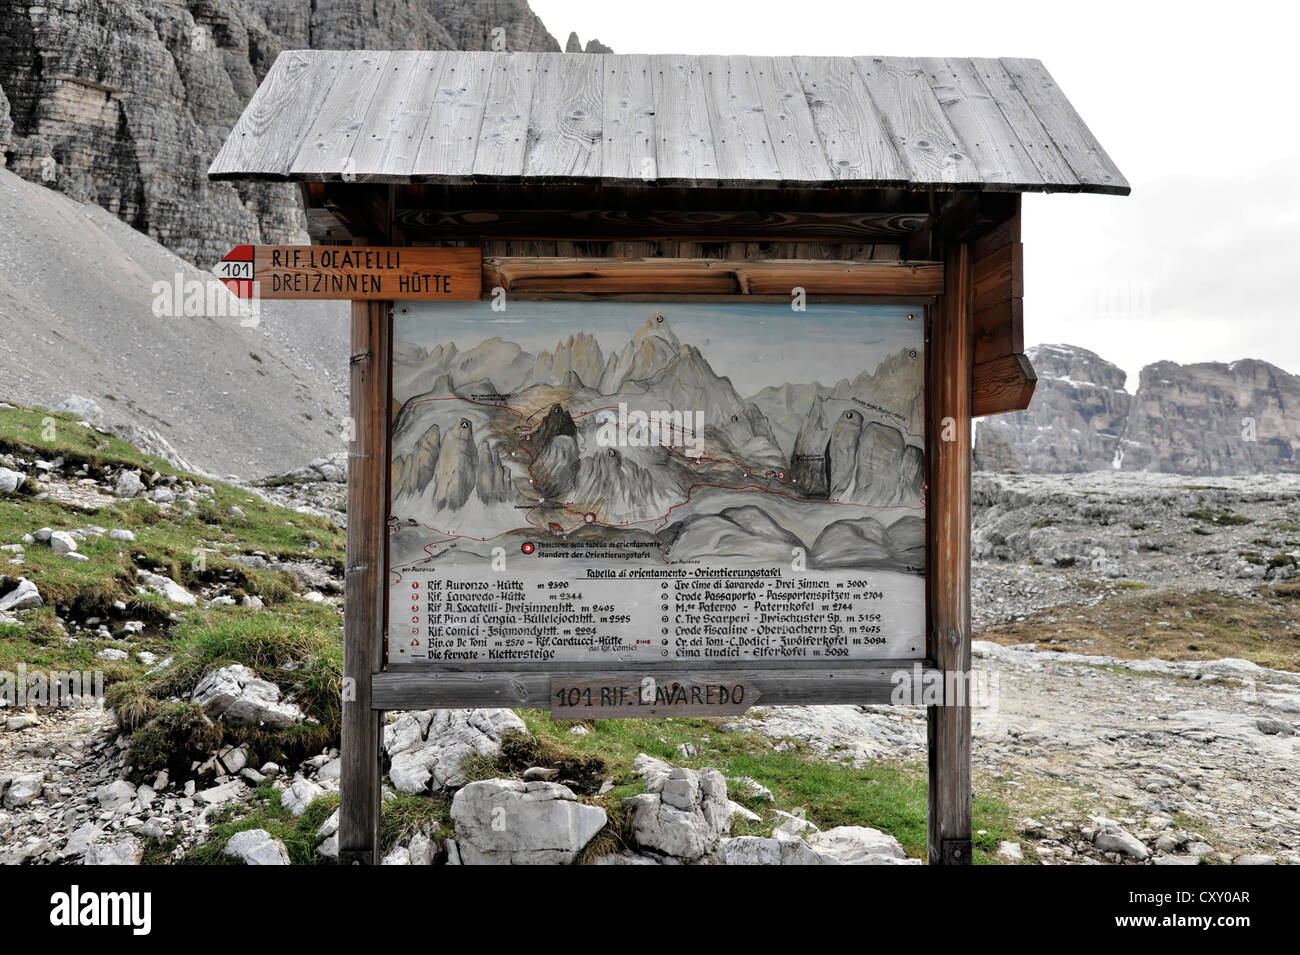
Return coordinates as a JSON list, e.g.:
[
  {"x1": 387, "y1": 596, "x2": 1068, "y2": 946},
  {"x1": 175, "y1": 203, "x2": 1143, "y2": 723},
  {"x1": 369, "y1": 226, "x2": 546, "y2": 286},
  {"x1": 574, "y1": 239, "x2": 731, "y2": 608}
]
[{"x1": 209, "y1": 50, "x2": 1128, "y2": 194}]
